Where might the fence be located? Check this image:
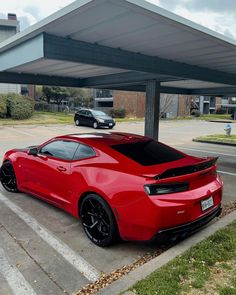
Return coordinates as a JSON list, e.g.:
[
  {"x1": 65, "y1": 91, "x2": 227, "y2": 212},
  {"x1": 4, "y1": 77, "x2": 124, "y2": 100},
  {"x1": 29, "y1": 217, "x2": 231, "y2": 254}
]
[{"x1": 35, "y1": 103, "x2": 79, "y2": 113}]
